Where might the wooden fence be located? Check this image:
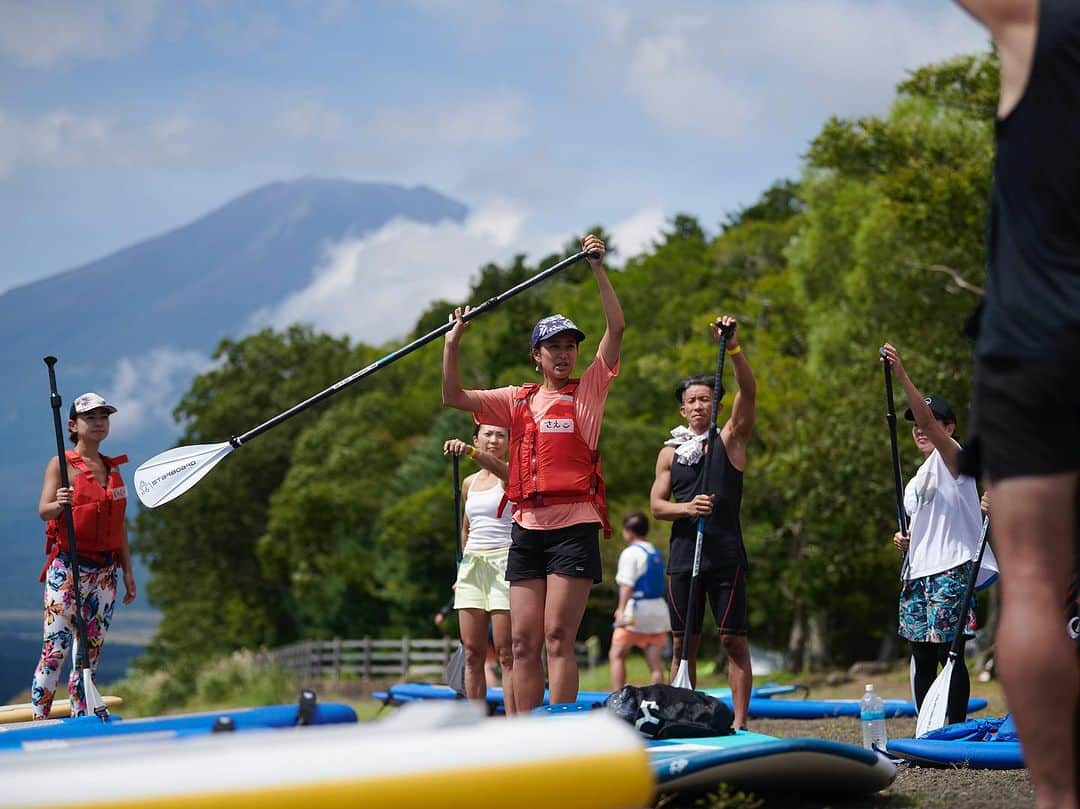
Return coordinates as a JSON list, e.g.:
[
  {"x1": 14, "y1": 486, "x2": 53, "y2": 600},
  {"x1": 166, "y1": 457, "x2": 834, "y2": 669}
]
[{"x1": 265, "y1": 637, "x2": 594, "y2": 683}]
